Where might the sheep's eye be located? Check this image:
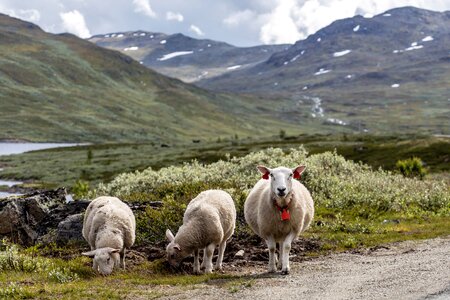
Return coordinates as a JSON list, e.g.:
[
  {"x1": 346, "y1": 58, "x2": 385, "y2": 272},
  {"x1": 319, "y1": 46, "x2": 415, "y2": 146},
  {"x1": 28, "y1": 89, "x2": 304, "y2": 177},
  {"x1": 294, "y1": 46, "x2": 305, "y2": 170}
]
[
  {"x1": 289, "y1": 174, "x2": 293, "y2": 178},
  {"x1": 107, "y1": 258, "x2": 111, "y2": 263},
  {"x1": 170, "y1": 254, "x2": 175, "y2": 259}
]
